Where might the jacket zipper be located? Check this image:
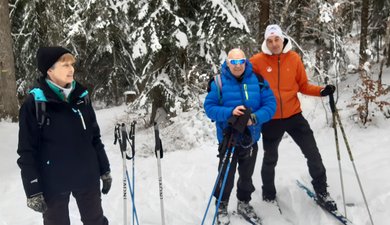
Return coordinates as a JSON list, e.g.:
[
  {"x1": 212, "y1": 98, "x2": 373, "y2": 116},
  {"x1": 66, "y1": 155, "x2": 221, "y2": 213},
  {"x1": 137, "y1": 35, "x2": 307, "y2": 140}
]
[
  {"x1": 277, "y1": 55, "x2": 283, "y2": 118},
  {"x1": 72, "y1": 108, "x2": 86, "y2": 130},
  {"x1": 243, "y1": 84, "x2": 249, "y2": 101}
]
